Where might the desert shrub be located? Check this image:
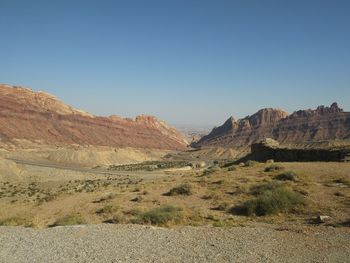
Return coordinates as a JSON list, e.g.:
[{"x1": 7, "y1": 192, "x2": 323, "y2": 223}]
[
  {"x1": 37, "y1": 193, "x2": 57, "y2": 203},
  {"x1": 275, "y1": 171, "x2": 297, "y2": 181},
  {"x1": 0, "y1": 216, "x2": 33, "y2": 227},
  {"x1": 232, "y1": 183, "x2": 305, "y2": 216},
  {"x1": 165, "y1": 184, "x2": 192, "y2": 196},
  {"x1": 250, "y1": 181, "x2": 282, "y2": 196},
  {"x1": 333, "y1": 178, "x2": 350, "y2": 187},
  {"x1": 96, "y1": 205, "x2": 119, "y2": 215},
  {"x1": 93, "y1": 193, "x2": 116, "y2": 203},
  {"x1": 334, "y1": 191, "x2": 345, "y2": 197},
  {"x1": 212, "y1": 180, "x2": 225, "y2": 185},
  {"x1": 213, "y1": 202, "x2": 230, "y2": 211},
  {"x1": 201, "y1": 192, "x2": 220, "y2": 201},
  {"x1": 244, "y1": 160, "x2": 258, "y2": 167},
  {"x1": 51, "y1": 214, "x2": 87, "y2": 227},
  {"x1": 212, "y1": 220, "x2": 226, "y2": 227},
  {"x1": 202, "y1": 194, "x2": 213, "y2": 200},
  {"x1": 132, "y1": 205, "x2": 182, "y2": 225},
  {"x1": 205, "y1": 214, "x2": 217, "y2": 221},
  {"x1": 264, "y1": 165, "x2": 284, "y2": 172},
  {"x1": 123, "y1": 208, "x2": 142, "y2": 216},
  {"x1": 104, "y1": 214, "x2": 125, "y2": 224}
]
